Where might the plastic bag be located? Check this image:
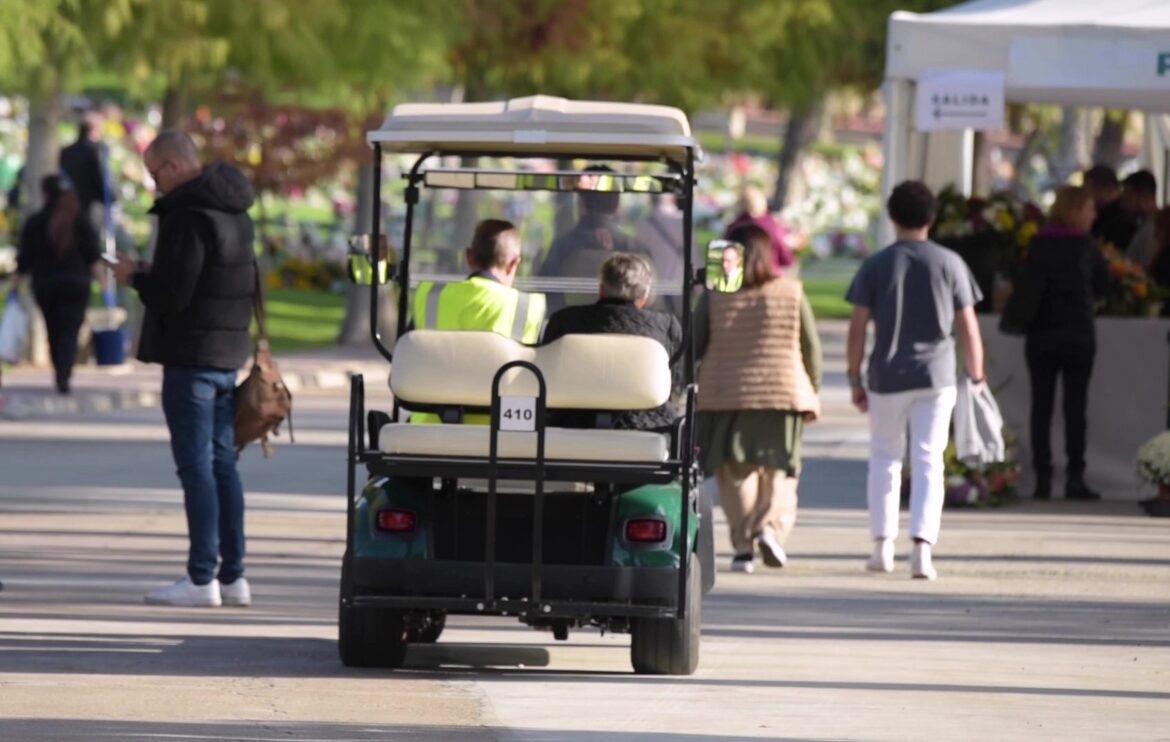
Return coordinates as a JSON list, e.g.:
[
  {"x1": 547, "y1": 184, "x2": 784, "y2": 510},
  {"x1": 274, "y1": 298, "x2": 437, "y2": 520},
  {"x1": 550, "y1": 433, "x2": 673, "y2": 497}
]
[{"x1": 0, "y1": 292, "x2": 30, "y2": 364}]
